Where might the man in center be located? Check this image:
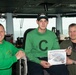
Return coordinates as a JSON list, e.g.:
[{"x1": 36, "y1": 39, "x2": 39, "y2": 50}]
[{"x1": 25, "y1": 13, "x2": 69, "y2": 75}]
